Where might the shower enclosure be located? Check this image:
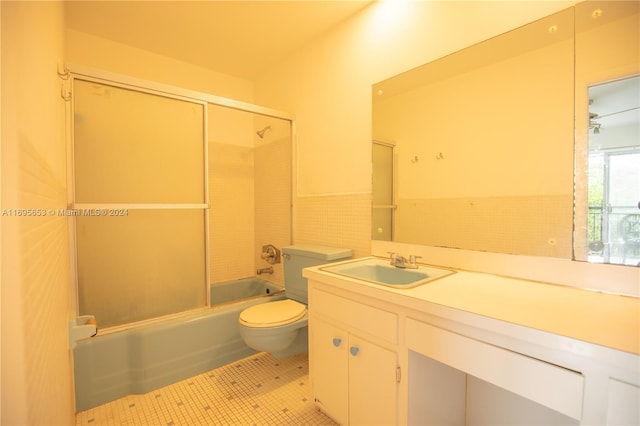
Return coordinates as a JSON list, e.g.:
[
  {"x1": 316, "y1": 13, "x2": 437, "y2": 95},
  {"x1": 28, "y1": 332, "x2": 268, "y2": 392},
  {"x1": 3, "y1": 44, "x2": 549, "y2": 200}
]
[{"x1": 69, "y1": 68, "x2": 292, "y2": 329}]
